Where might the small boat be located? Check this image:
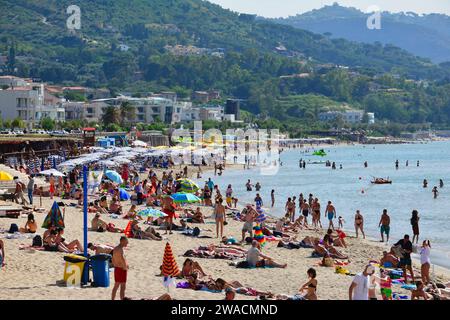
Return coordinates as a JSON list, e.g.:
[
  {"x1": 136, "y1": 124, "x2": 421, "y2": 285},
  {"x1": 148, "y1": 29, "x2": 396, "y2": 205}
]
[{"x1": 371, "y1": 178, "x2": 392, "y2": 184}]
